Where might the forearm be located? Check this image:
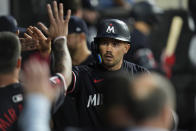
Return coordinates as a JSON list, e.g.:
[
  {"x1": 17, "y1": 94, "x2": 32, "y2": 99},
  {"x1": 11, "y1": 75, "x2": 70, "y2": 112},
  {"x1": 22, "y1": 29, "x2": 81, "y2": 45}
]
[
  {"x1": 19, "y1": 94, "x2": 51, "y2": 131},
  {"x1": 53, "y1": 37, "x2": 72, "y2": 87}
]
